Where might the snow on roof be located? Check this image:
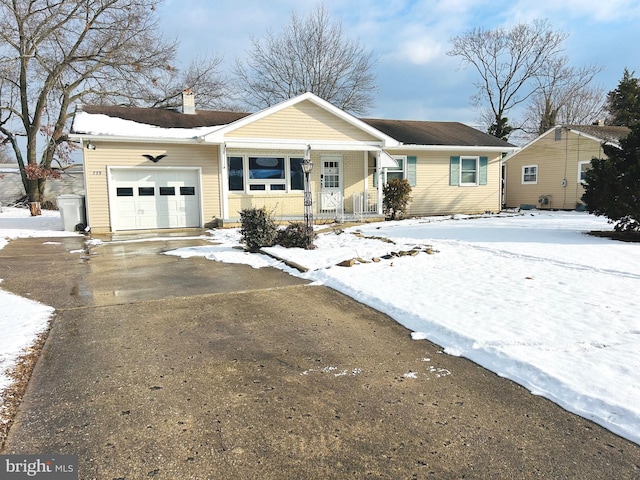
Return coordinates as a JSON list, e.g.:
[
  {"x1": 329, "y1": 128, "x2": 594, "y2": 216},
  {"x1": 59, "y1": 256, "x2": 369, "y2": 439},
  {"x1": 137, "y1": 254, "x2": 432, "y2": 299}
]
[{"x1": 72, "y1": 111, "x2": 225, "y2": 139}]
